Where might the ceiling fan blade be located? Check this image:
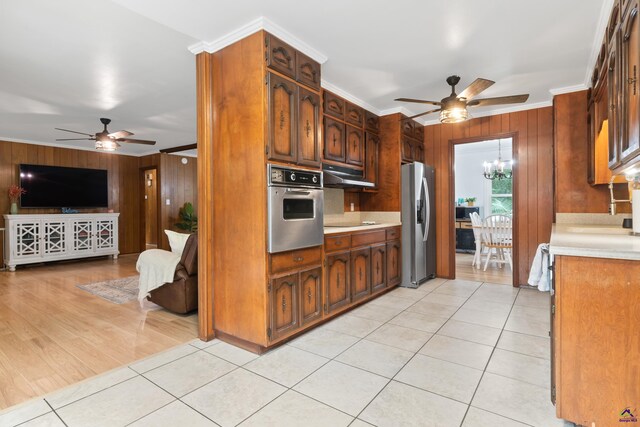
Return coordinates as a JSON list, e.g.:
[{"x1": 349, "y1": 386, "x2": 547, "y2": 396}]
[
  {"x1": 54, "y1": 128, "x2": 94, "y2": 137},
  {"x1": 108, "y1": 130, "x2": 133, "y2": 139},
  {"x1": 467, "y1": 94, "x2": 530, "y2": 107},
  {"x1": 395, "y1": 98, "x2": 442, "y2": 106},
  {"x1": 55, "y1": 138, "x2": 94, "y2": 141},
  {"x1": 458, "y1": 78, "x2": 495, "y2": 100},
  {"x1": 117, "y1": 138, "x2": 156, "y2": 145},
  {"x1": 404, "y1": 109, "x2": 442, "y2": 120}
]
